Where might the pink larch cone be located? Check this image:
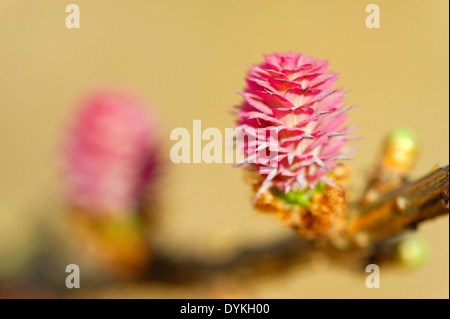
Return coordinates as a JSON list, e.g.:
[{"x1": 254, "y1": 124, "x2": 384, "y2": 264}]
[
  {"x1": 61, "y1": 89, "x2": 161, "y2": 276},
  {"x1": 63, "y1": 90, "x2": 160, "y2": 216},
  {"x1": 235, "y1": 53, "x2": 354, "y2": 201}
]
